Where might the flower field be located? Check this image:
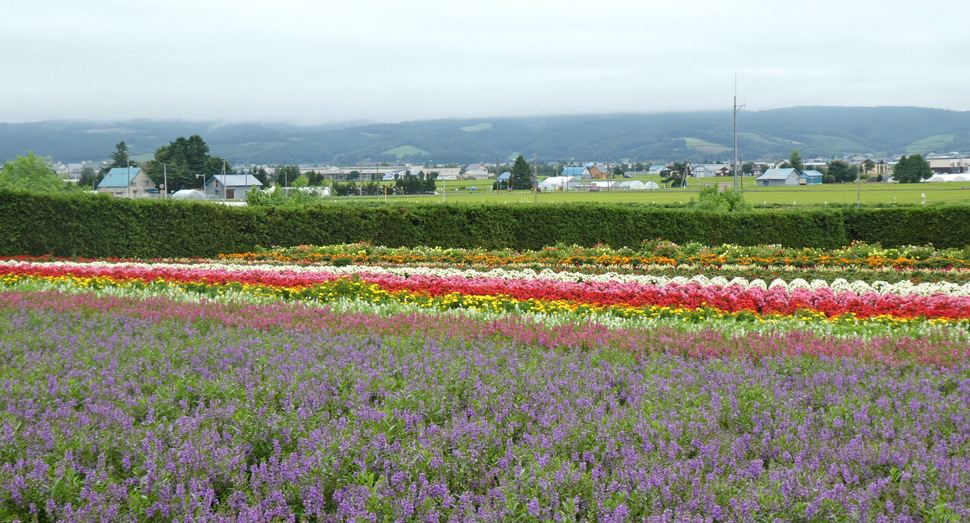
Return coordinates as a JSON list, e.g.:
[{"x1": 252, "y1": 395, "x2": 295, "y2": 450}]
[{"x1": 2, "y1": 243, "x2": 970, "y2": 521}]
